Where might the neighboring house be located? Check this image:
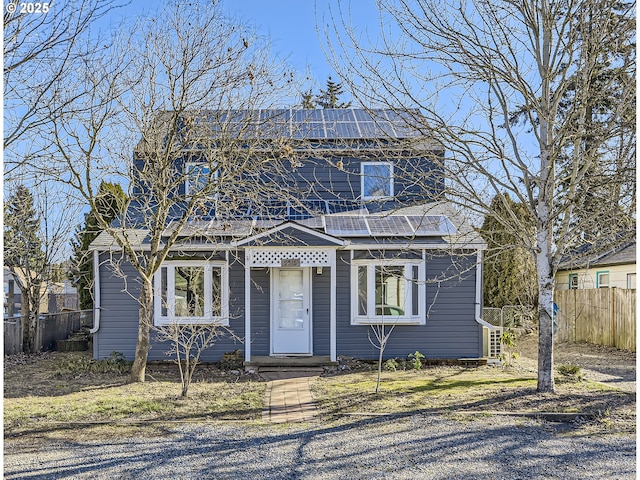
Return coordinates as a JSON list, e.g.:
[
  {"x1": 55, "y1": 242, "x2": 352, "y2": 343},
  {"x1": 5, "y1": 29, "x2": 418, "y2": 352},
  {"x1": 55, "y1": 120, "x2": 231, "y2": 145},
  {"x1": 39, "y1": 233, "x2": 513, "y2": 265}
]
[
  {"x1": 3, "y1": 268, "x2": 49, "y2": 318},
  {"x1": 90, "y1": 109, "x2": 495, "y2": 364},
  {"x1": 556, "y1": 241, "x2": 636, "y2": 290}
]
